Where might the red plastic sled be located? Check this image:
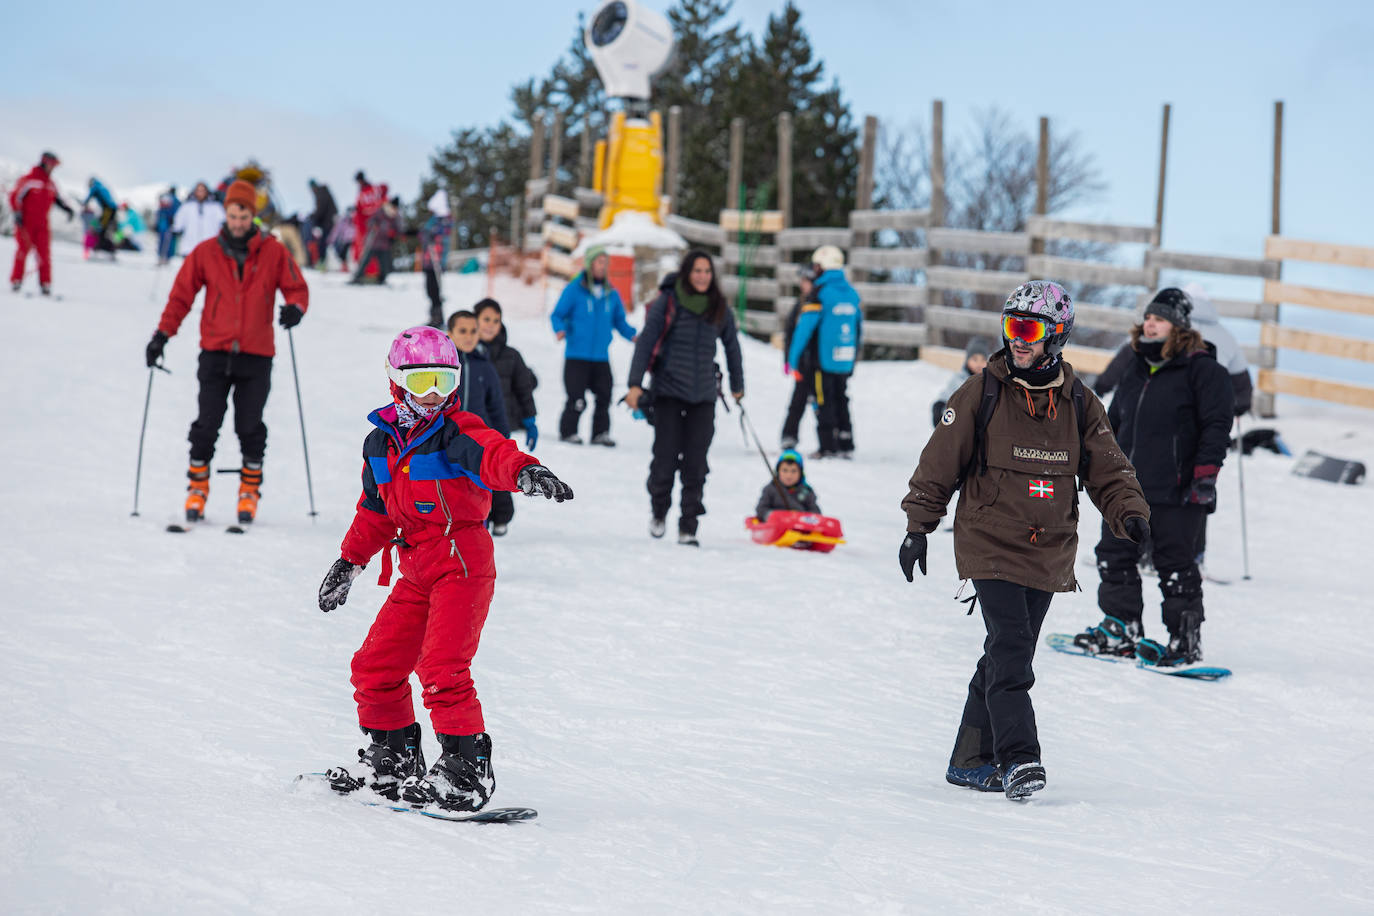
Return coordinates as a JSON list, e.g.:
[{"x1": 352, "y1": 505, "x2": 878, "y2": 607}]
[{"x1": 745, "y1": 511, "x2": 845, "y2": 552}]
